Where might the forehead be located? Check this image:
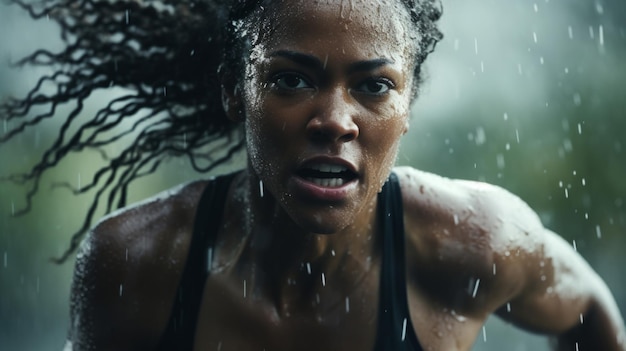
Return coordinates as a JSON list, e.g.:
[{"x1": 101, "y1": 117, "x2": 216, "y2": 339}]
[{"x1": 250, "y1": 0, "x2": 414, "y2": 63}]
